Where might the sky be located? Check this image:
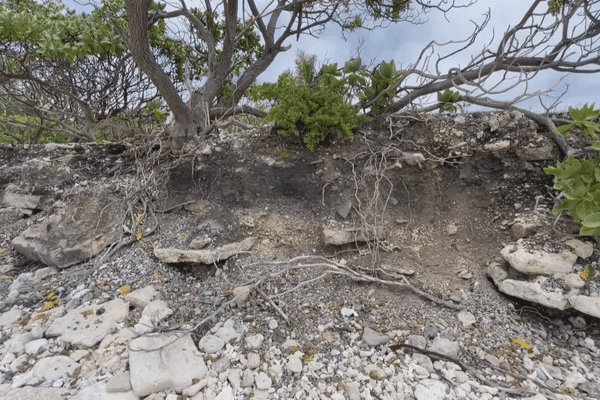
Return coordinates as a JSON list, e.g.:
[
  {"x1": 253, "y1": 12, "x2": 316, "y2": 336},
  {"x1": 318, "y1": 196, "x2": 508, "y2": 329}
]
[{"x1": 65, "y1": 0, "x2": 599, "y2": 113}]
